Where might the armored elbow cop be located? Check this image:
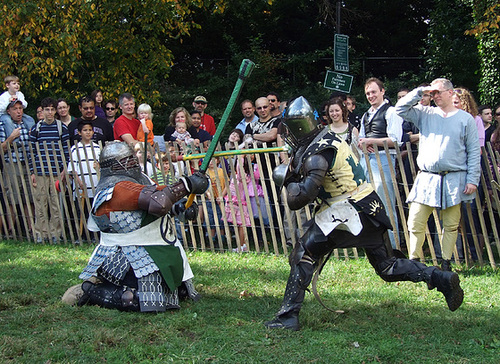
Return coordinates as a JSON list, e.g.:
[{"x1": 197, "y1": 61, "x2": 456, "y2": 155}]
[
  {"x1": 286, "y1": 155, "x2": 328, "y2": 210},
  {"x1": 137, "y1": 180, "x2": 190, "y2": 216},
  {"x1": 137, "y1": 171, "x2": 209, "y2": 216}
]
